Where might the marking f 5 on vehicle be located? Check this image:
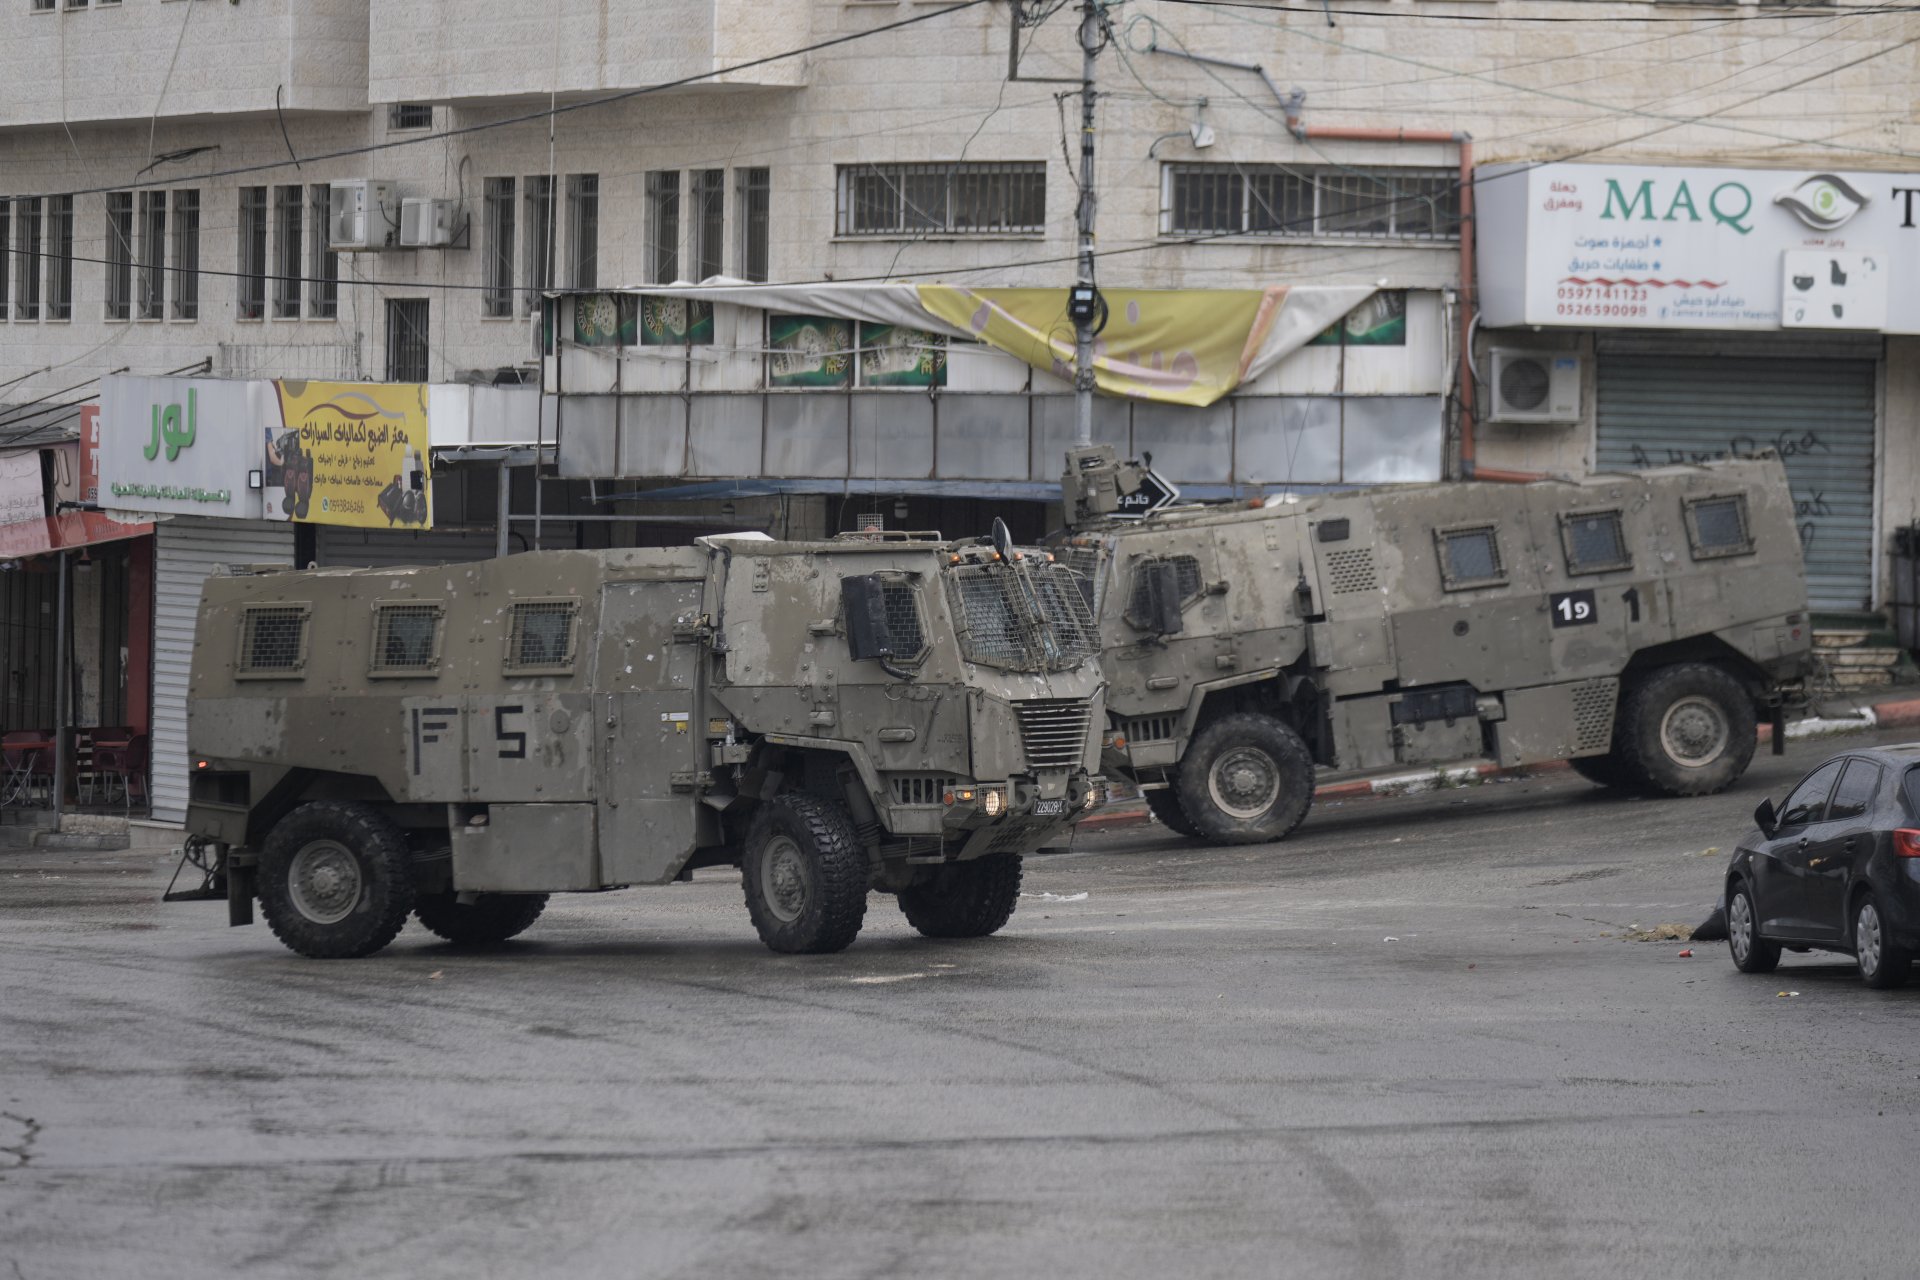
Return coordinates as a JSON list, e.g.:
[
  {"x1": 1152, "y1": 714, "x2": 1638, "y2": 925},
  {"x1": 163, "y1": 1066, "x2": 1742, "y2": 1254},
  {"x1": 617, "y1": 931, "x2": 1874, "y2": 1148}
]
[
  {"x1": 411, "y1": 706, "x2": 459, "y2": 774},
  {"x1": 1550, "y1": 590, "x2": 1598, "y2": 628}
]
